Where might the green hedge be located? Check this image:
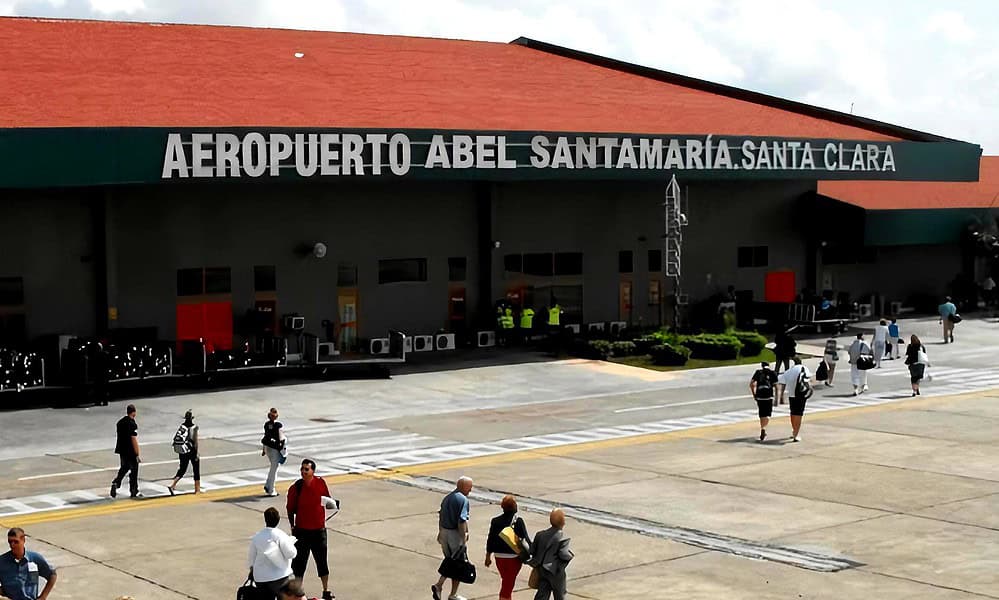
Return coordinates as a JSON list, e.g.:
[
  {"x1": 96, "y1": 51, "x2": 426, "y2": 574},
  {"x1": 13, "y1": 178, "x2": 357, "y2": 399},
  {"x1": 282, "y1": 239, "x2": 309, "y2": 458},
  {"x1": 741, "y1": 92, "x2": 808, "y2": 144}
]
[
  {"x1": 634, "y1": 331, "x2": 679, "y2": 354},
  {"x1": 679, "y1": 333, "x2": 743, "y2": 360},
  {"x1": 731, "y1": 331, "x2": 767, "y2": 356},
  {"x1": 650, "y1": 343, "x2": 691, "y2": 366},
  {"x1": 609, "y1": 341, "x2": 638, "y2": 357}
]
